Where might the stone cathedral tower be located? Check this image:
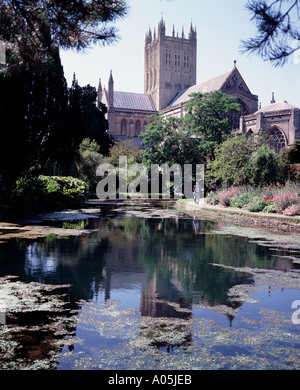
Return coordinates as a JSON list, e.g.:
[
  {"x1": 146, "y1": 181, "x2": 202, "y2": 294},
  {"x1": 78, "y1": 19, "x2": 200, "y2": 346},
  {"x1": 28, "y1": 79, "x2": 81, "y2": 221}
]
[{"x1": 144, "y1": 18, "x2": 197, "y2": 111}]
